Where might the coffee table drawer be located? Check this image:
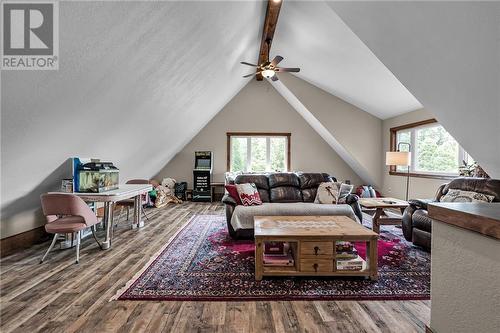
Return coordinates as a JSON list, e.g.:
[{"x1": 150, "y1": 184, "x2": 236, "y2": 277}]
[
  {"x1": 300, "y1": 241, "x2": 333, "y2": 256},
  {"x1": 300, "y1": 259, "x2": 333, "y2": 272}
]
